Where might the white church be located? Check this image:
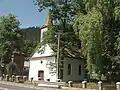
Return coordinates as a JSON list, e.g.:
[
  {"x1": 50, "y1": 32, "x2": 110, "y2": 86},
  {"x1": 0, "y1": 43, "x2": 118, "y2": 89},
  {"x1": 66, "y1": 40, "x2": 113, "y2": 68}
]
[{"x1": 29, "y1": 16, "x2": 85, "y2": 82}]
